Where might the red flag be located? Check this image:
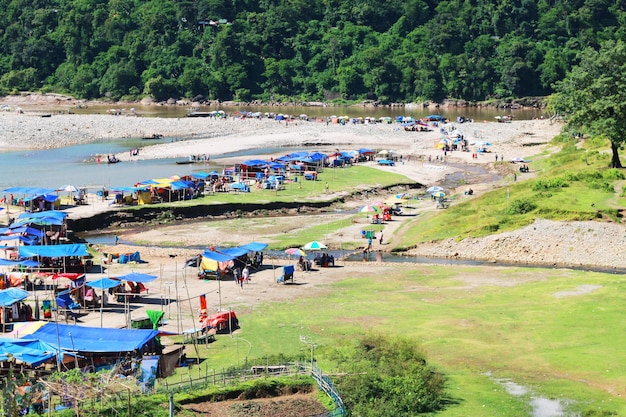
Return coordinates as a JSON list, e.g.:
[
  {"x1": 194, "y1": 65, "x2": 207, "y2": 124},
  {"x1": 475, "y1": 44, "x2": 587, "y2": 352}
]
[{"x1": 198, "y1": 294, "x2": 207, "y2": 321}]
